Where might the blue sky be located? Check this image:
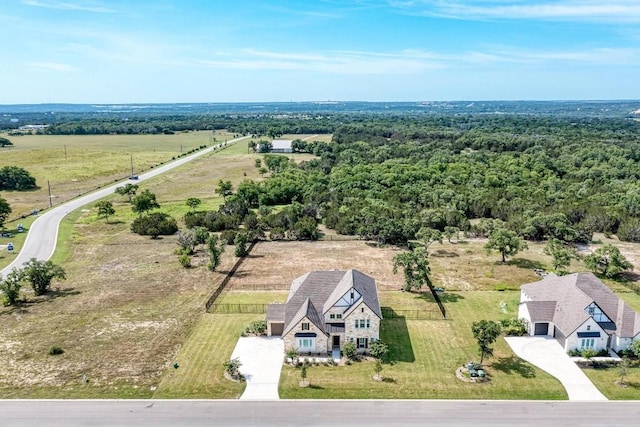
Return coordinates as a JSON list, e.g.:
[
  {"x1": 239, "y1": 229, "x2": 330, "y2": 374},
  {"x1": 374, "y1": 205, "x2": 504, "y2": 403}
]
[{"x1": 2, "y1": 0, "x2": 640, "y2": 103}]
